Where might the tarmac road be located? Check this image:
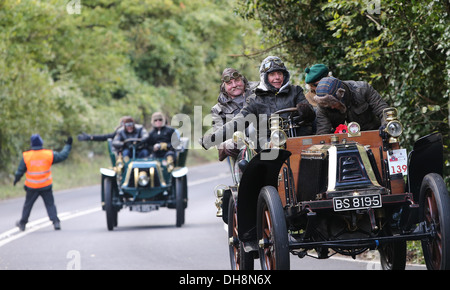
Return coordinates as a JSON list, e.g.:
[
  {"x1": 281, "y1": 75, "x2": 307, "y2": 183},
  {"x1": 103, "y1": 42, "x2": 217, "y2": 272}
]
[{"x1": 0, "y1": 162, "x2": 425, "y2": 270}]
